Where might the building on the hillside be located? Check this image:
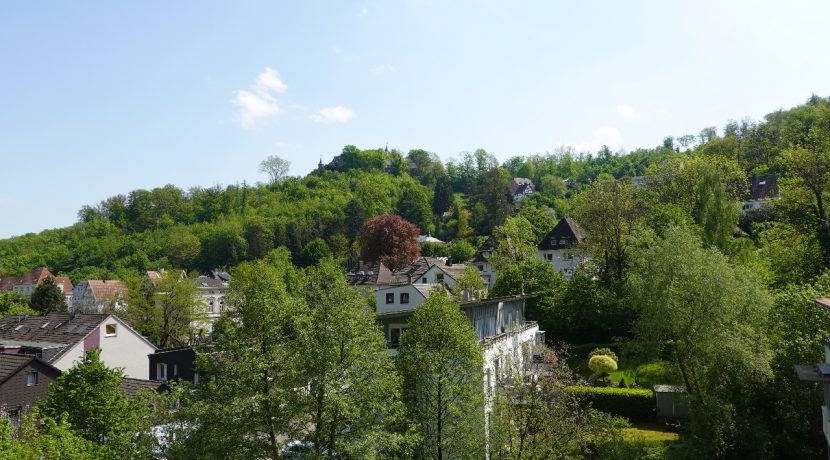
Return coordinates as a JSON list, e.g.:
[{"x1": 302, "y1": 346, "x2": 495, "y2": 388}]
[
  {"x1": 0, "y1": 267, "x2": 74, "y2": 306},
  {"x1": 0, "y1": 354, "x2": 61, "y2": 422},
  {"x1": 741, "y1": 174, "x2": 779, "y2": 213},
  {"x1": 469, "y1": 236, "x2": 498, "y2": 289},
  {"x1": 795, "y1": 297, "x2": 830, "y2": 453},
  {"x1": 418, "y1": 234, "x2": 444, "y2": 244},
  {"x1": 0, "y1": 313, "x2": 156, "y2": 379},
  {"x1": 148, "y1": 347, "x2": 198, "y2": 384},
  {"x1": 535, "y1": 217, "x2": 588, "y2": 279},
  {"x1": 376, "y1": 293, "x2": 543, "y2": 395},
  {"x1": 71, "y1": 280, "x2": 128, "y2": 314},
  {"x1": 508, "y1": 178, "x2": 535, "y2": 204},
  {"x1": 374, "y1": 257, "x2": 467, "y2": 313},
  {"x1": 195, "y1": 270, "x2": 231, "y2": 325}
]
